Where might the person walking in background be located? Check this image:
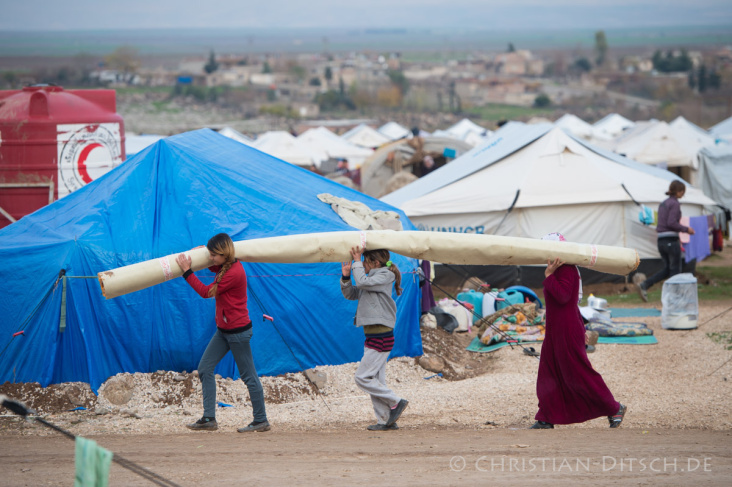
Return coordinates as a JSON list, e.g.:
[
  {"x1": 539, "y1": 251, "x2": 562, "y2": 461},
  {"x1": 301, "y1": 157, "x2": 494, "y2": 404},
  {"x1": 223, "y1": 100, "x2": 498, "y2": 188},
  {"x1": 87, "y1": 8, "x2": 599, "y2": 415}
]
[
  {"x1": 176, "y1": 233, "x2": 270, "y2": 433},
  {"x1": 531, "y1": 232, "x2": 626, "y2": 430},
  {"x1": 637, "y1": 180, "x2": 695, "y2": 302},
  {"x1": 341, "y1": 246, "x2": 409, "y2": 431}
]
